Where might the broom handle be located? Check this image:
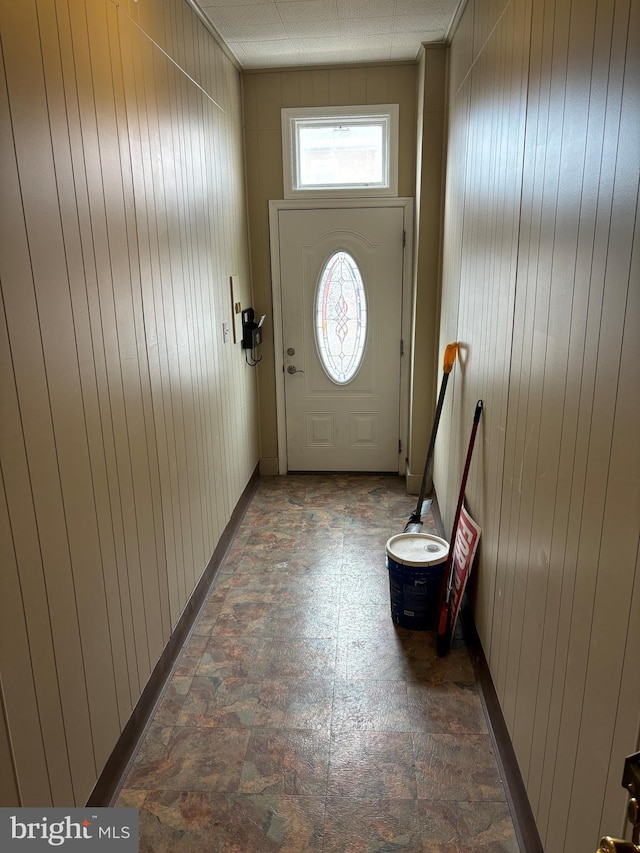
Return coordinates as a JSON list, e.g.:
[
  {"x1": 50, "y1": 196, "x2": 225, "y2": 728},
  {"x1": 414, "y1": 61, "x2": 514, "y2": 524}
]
[
  {"x1": 413, "y1": 343, "x2": 459, "y2": 514},
  {"x1": 439, "y1": 399, "x2": 483, "y2": 607}
]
